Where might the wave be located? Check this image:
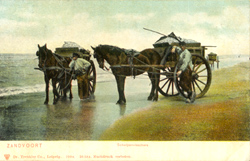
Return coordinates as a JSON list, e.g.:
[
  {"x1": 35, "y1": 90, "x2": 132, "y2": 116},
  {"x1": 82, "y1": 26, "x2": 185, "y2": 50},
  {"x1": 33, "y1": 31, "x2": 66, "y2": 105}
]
[
  {"x1": 0, "y1": 73, "x2": 114, "y2": 97},
  {"x1": 0, "y1": 84, "x2": 45, "y2": 97}
]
